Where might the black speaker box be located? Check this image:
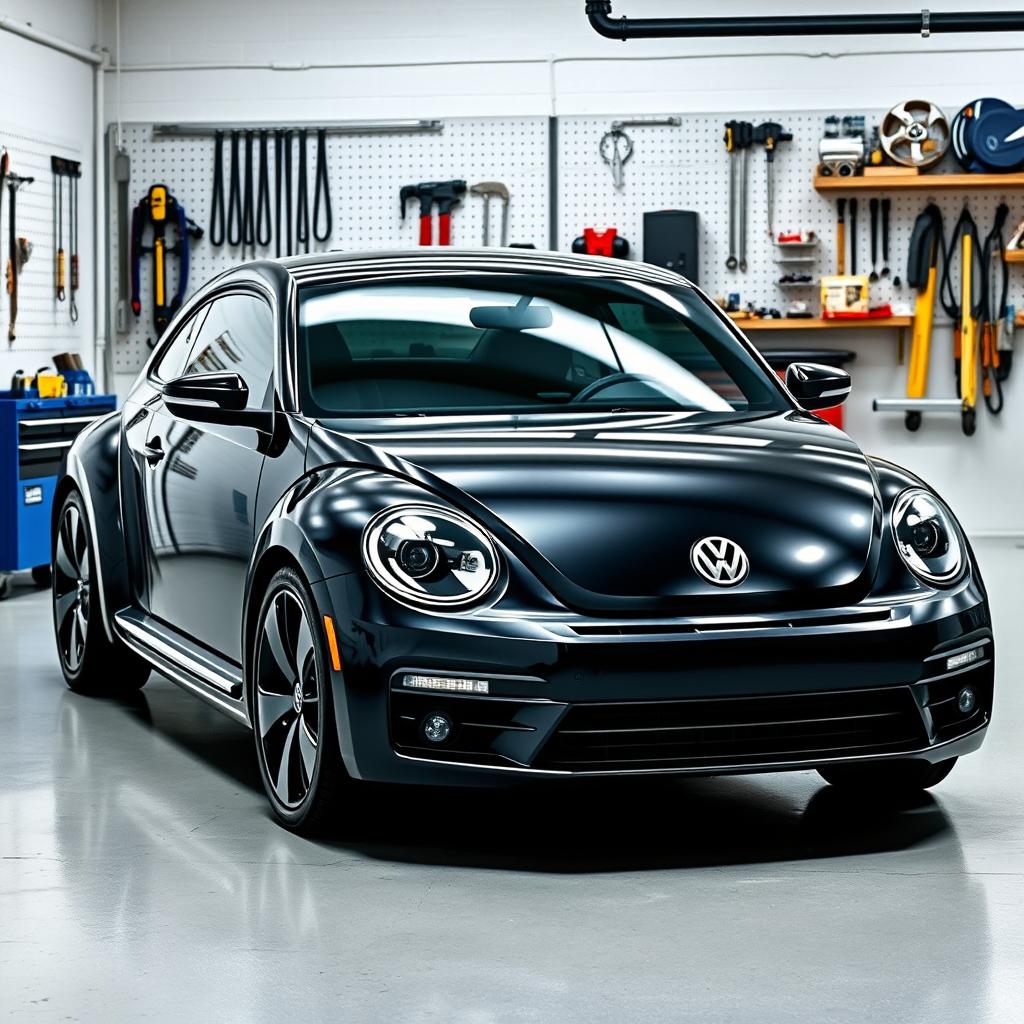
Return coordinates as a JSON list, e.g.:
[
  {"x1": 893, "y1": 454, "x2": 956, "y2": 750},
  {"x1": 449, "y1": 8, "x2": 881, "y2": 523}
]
[{"x1": 643, "y1": 210, "x2": 699, "y2": 285}]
